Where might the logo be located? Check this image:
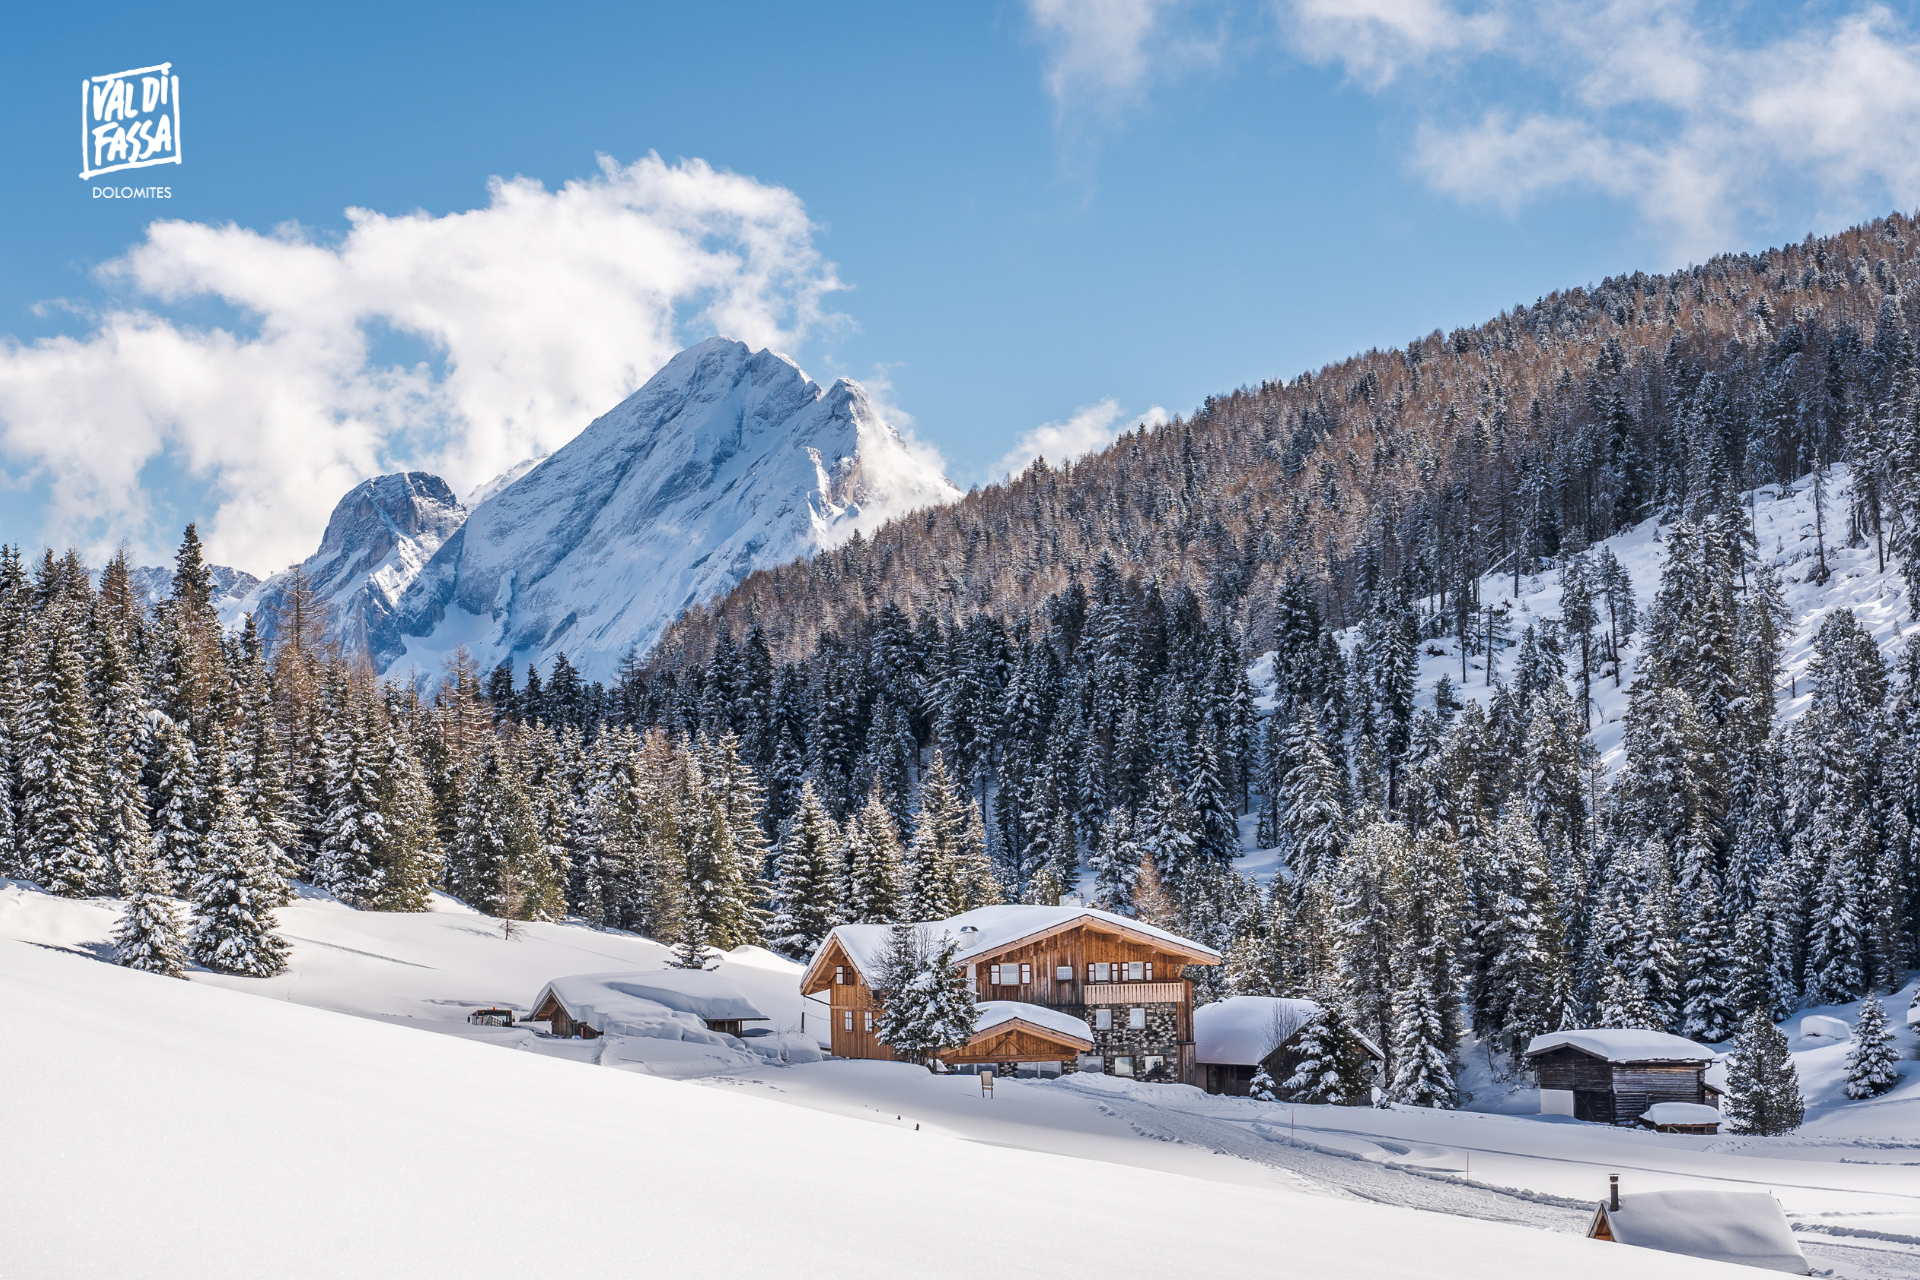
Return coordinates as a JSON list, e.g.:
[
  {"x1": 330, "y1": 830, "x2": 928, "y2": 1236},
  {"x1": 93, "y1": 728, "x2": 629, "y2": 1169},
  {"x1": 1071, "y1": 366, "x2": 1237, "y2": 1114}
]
[{"x1": 80, "y1": 63, "x2": 181, "y2": 181}]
